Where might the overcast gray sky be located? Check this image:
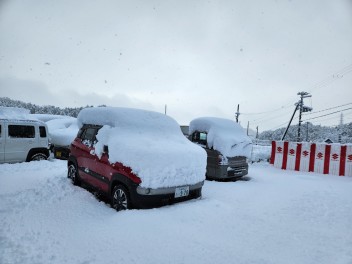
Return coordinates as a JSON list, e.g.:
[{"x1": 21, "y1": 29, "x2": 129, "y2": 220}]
[{"x1": 1, "y1": 0, "x2": 352, "y2": 131}]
